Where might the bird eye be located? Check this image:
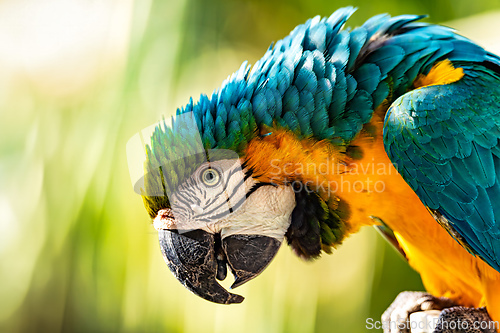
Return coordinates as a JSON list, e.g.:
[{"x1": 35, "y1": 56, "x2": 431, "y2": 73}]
[{"x1": 201, "y1": 167, "x2": 220, "y2": 187}]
